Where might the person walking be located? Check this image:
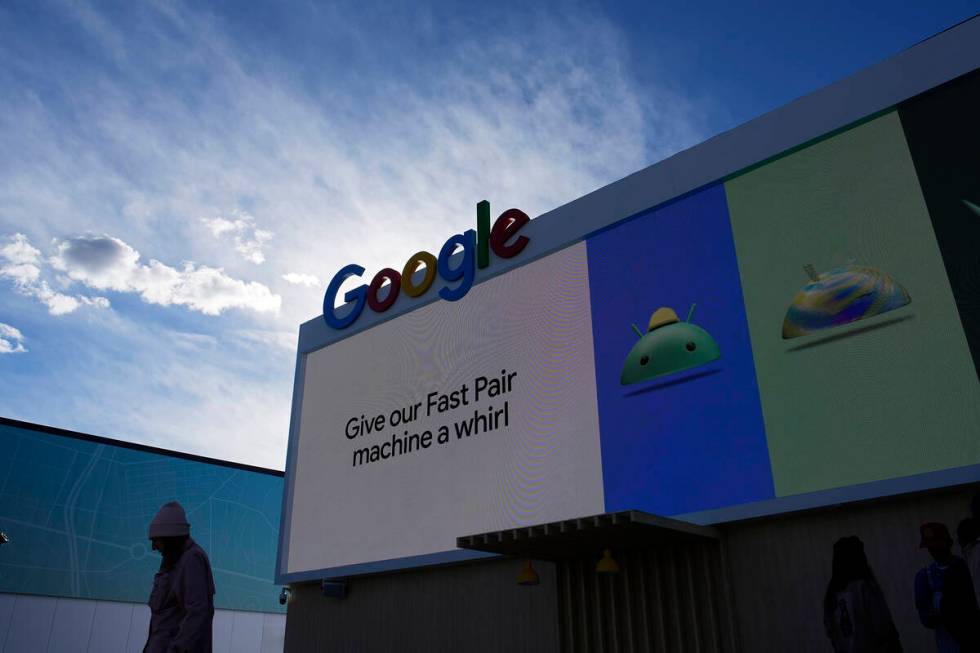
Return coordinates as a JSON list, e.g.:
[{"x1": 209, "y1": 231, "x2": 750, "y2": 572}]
[
  {"x1": 144, "y1": 501, "x2": 216, "y2": 653},
  {"x1": 914, "y1": 522, "x2": 980, "y2": 653},
  {"x1": 823, "y1": 535, "x2": 902, "y2": 653}
]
